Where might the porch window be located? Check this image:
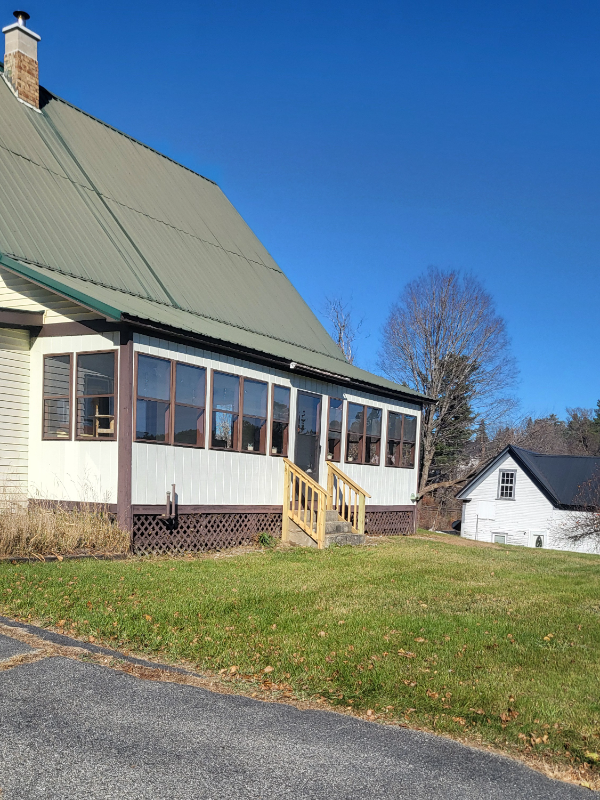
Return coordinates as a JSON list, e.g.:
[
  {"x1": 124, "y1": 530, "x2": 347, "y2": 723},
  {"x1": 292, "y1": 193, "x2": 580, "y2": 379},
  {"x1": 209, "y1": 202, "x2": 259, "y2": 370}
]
[
  {"x1": 242, "y1": 379, "x2": 268, "y2": 453},
  {"x1": 211, "y1": 372, "x2": 268, "y2": 453},
  {"x1": 386, "y1": 412, "x2": 417, "y2": 468},
  {"x1": 345, "y1": 403, "x2": 382, "y2": 465},
  {"x1": 136, "y1": 354, "x2": 171, "y2": 443},
  {"x1": 174, "y1": 363, "x2": 206, "y2": 446},
  {"x1": 43, "y1": 354, "x2": 71, "y2": 439},
  {"x1": 76, "y1": 351, "x2": 116, "y2": 439},
  {"x1": 211, "y1": 372, "x2": 239, "y2": 450},
  {"x1": 326, "y1": 398, "x2": 343, "y2": 462},
  {"x1": 271, "y1": 385, "x2": 290, "y2": 456}
]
